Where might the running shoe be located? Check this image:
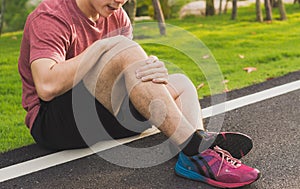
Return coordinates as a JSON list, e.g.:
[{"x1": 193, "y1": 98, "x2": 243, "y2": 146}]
[{"x1": 175, "y1": 146, "x2": 261, "y2": 188}]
